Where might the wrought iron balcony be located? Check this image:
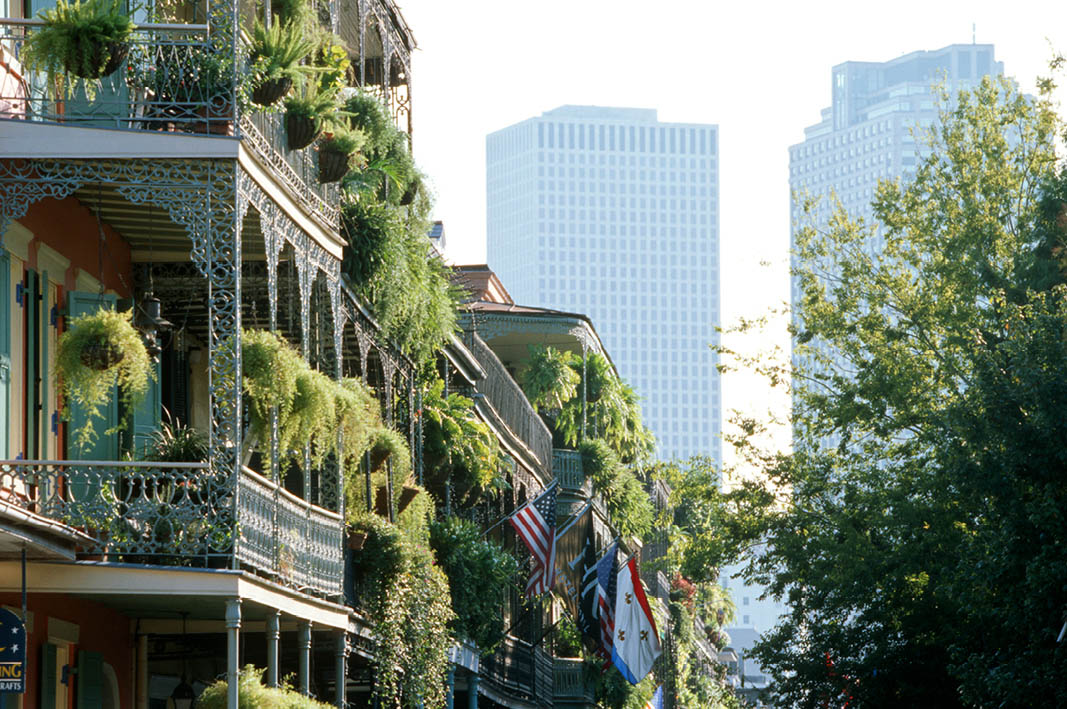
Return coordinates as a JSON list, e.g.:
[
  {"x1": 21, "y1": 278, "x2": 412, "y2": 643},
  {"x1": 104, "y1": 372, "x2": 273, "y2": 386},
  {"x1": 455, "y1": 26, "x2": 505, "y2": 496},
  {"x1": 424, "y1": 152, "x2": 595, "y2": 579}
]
[
  {"x1": 552, "y1": 449, "x2": 586, "y2": 493},
  {"x1": 463, "y1": 332, "x2": 553, "y2": 476},
  {"x1": 0, "y1": 19, "x2": 227, "y2": 132},
  {"x1": 553, "y1": 657, "x2": 595, "y2": 704},
  {"x1": 0, "y1": 459, "x2": 344, "y2": 598}
]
